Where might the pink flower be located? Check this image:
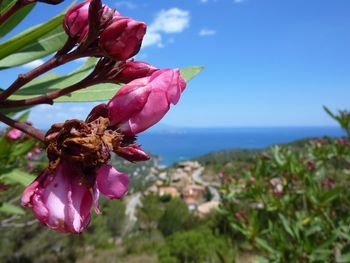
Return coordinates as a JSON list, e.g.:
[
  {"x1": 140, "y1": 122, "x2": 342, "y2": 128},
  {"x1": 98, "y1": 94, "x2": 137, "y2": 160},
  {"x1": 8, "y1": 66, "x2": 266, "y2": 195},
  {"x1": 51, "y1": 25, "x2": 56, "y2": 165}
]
[
  {"x1": 22, "y1": 162, "x2": 129, "y2": 233},
  {"x1": 99, "y1": 16, "x2": 146, "y2": 61},
  {"x1": 64, "y1": 1, "x2": 113, "y2": 43},
  {"x1": 107, "y1": 69, "x2": 186, "y2": 135},
  {"x1": 7, "y1": 128, "x2": 22, "y2": 140},
  {"x1": 117, "y1": 61, "x2": 158, "y2": 83}
]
